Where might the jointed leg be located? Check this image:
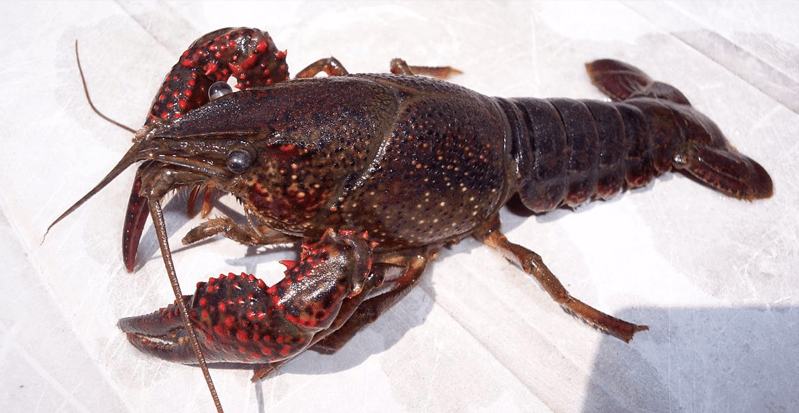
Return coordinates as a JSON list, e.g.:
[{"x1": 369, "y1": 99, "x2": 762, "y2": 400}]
[
  {"x1": 295, "y1": 57, "x2": 350, "y2": 78},
  {"x1": 390, "y1": 58, "x2": 462, "y2": 79},
  {"x1": 296, "y1": 56, "x2": 461, "y2": 80},
  {"x1": 473, "y1": 217, "x2": 648, "y2": 342},
  {"x1": 182, "y1": 216, "x2": 298, "y2": 247}
]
